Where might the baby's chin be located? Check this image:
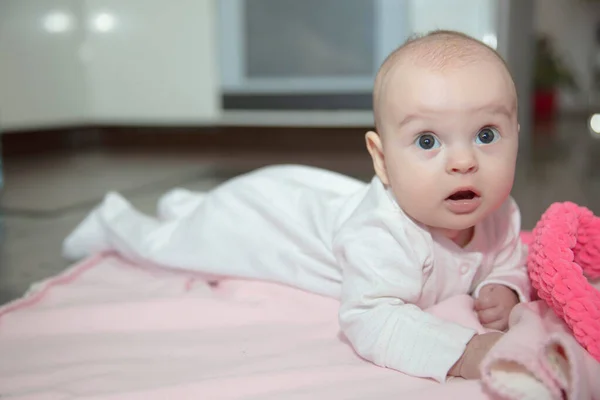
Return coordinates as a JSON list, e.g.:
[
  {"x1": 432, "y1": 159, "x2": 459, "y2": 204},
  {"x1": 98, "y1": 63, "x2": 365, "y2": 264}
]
[{"x1": 417, "y1": 210, "x2": 485, "y2": 233}]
